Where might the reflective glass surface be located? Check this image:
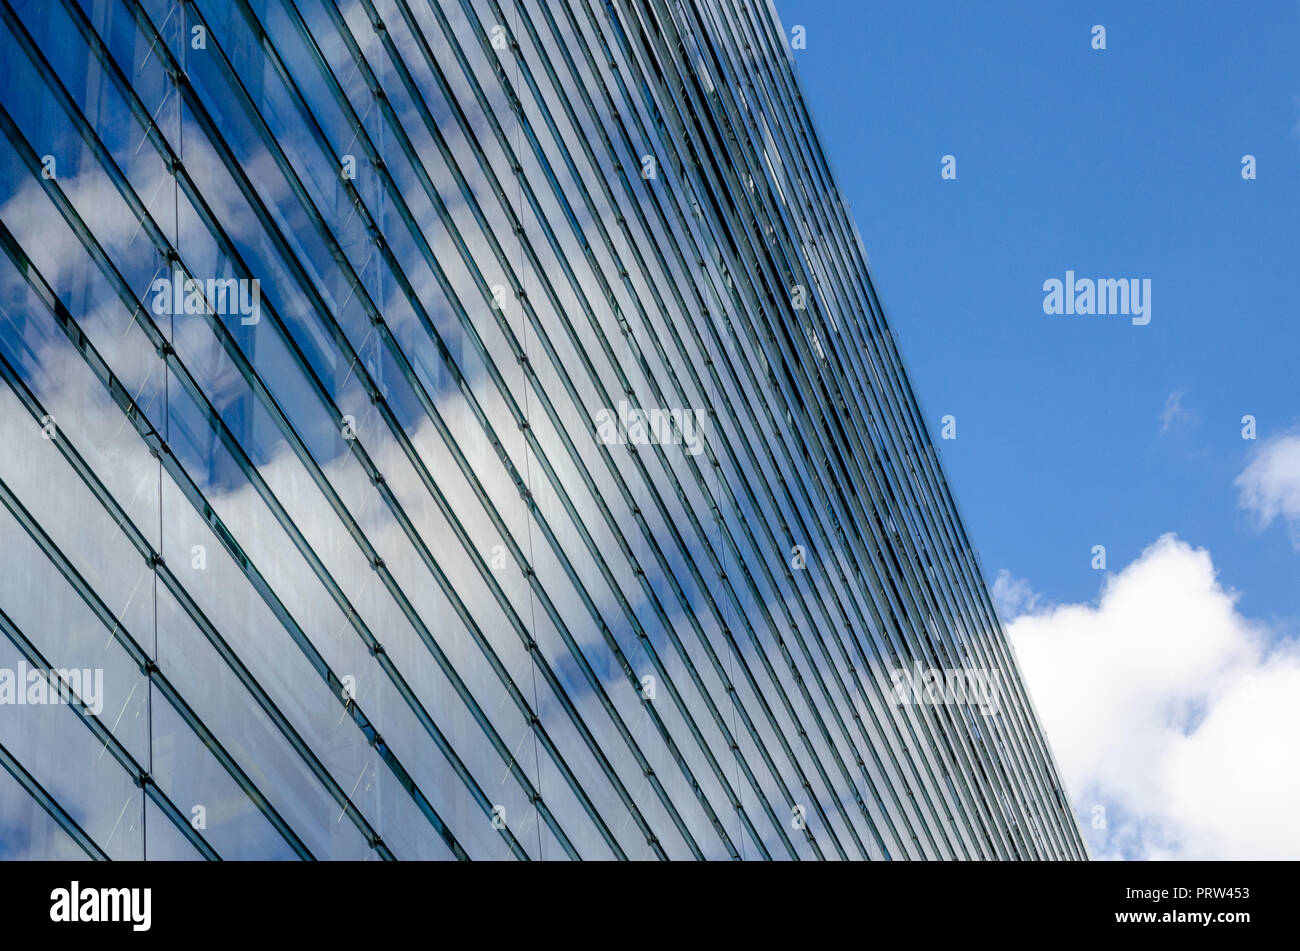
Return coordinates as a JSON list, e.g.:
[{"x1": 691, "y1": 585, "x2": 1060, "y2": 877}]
[{"x1": 0, "y1": 0, "x2": 1086, "y2": 860}]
